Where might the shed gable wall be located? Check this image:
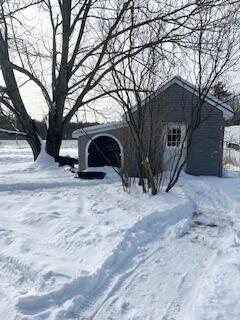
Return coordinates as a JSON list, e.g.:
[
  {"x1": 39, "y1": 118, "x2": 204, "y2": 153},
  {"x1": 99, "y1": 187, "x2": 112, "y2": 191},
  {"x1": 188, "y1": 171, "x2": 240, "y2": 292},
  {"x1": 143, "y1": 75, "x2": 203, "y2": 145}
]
[
  {"x1": 77, "y1": 82, "x2": 225, "y2": 177},
  {"x1": 132, "y1": 83, "x2": 224, "y2": 176}
]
